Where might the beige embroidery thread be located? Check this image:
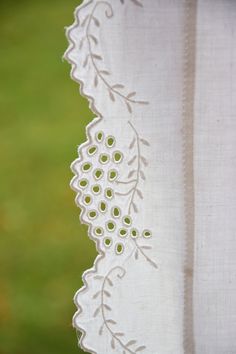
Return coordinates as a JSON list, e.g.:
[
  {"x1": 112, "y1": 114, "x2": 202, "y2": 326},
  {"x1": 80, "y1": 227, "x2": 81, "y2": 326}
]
[{"x1": 80, "y1": 1, "x2": 149, "y2": 112}]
